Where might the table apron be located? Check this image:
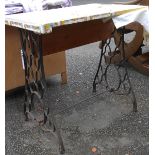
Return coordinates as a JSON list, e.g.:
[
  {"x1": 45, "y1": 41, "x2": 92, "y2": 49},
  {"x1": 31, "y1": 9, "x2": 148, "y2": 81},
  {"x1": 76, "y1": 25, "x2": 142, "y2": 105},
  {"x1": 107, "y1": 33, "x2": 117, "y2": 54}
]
[{"x1": 42, "y1": 19, "x2": 114, "y2": 56}]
